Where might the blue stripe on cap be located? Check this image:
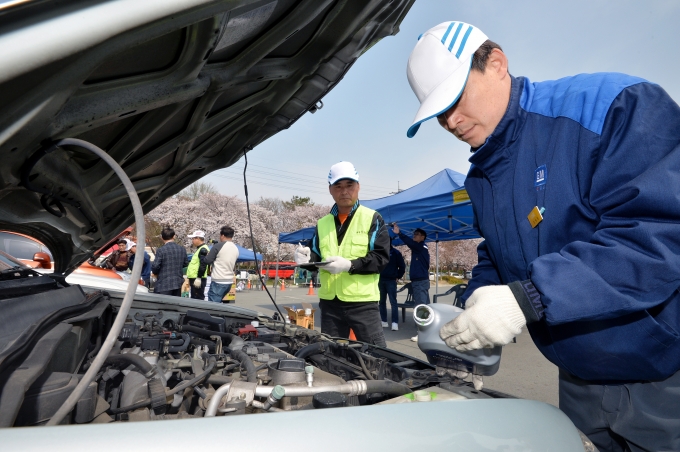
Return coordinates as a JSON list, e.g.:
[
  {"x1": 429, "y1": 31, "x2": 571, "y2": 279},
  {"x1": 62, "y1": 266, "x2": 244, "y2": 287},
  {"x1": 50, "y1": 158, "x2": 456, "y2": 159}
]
[
  {"x1": 440, "y1": 22, "x2": 455, "y2": 45},
  {"x1": 455, "y1": 25, "x2": 474, "y2": 58},
  {"x1": 447, "y1": 23, "x2": 464, "y2": 52}
]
